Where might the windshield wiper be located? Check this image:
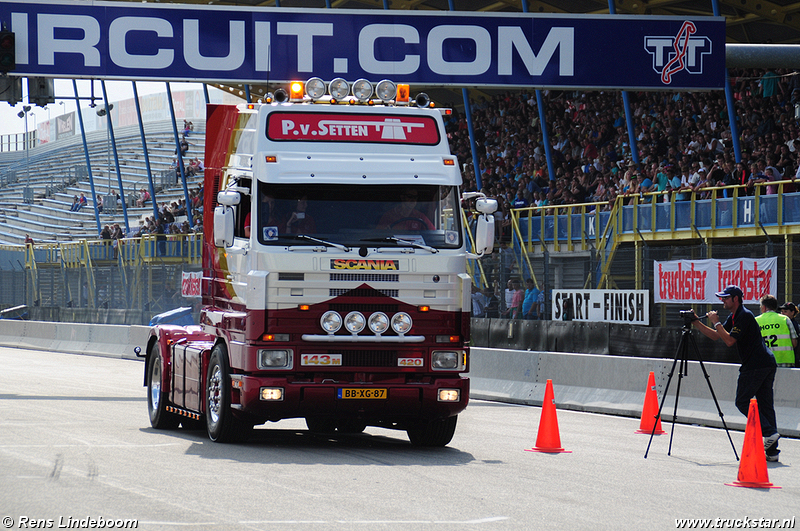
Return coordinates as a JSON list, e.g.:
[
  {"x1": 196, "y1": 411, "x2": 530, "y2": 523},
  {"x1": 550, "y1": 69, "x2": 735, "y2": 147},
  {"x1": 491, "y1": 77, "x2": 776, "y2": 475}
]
[
  {"x1": 361, "y1": 237, "x2": 438, "y2": 254},
  {"x1": 287, "y1": 234, "x2": 351, "y2": 252}
]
